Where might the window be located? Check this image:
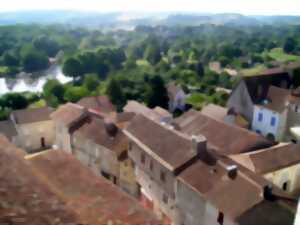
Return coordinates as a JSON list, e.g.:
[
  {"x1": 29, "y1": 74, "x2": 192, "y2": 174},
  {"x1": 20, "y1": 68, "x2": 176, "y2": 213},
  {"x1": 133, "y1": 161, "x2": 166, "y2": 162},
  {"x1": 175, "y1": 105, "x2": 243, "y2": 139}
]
[
  {"x1": 162, "y1": 193, "x2": 168, "y2": 204},
  {"x1": 258, "y1": 112, "x2": 263, "y2": 122},
  {"x1": 160, "y1": 171, "x2": 166, "y2": 182},
  {"x1": 217, "y1": 212, "x2": 224, "y2": 225},
  {"x1": 282, "y1": 182, "x2": 289, "y2": 191},
  {"x1": 270, "y1": 117, "x2": 276, "y2": 127},
  {"x1": 150, "y1": 160, "x2": 154, "y2": 171},
  {"x1": 256, "y1": 130, "x2": 261, "y2": 134},
  {"x1": 141, "y1": 153, "x2": 146, "y2": 164}
]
